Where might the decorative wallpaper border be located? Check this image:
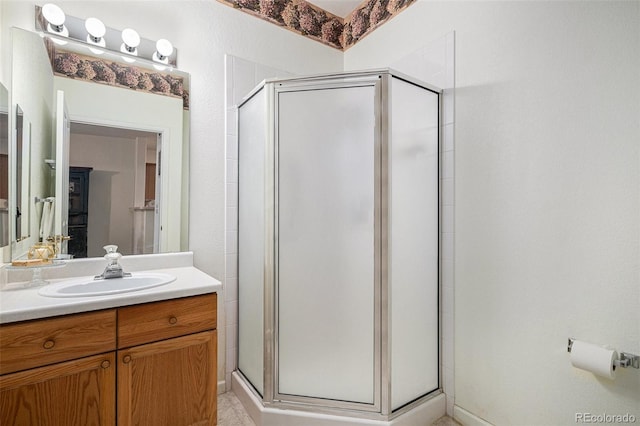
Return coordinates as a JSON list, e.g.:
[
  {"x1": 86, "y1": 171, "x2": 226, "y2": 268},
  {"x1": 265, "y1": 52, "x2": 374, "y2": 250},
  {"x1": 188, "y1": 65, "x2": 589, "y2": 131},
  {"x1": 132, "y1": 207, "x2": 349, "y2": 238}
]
[
  {"x1": 216, "y1": 0, "x2": 416, "y2": 50},
  {"x1": 344, "y1": 0, "x2": 416, "y2": 49},
  {"x1": 45, "y1": 40, "x2": 190, "y2": 109}
]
